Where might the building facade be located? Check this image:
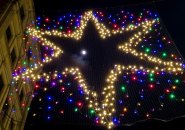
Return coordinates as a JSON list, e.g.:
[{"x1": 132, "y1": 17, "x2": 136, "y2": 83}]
[{"x1": 0, "y1": 0, "x2": 36, "y2": 129}]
